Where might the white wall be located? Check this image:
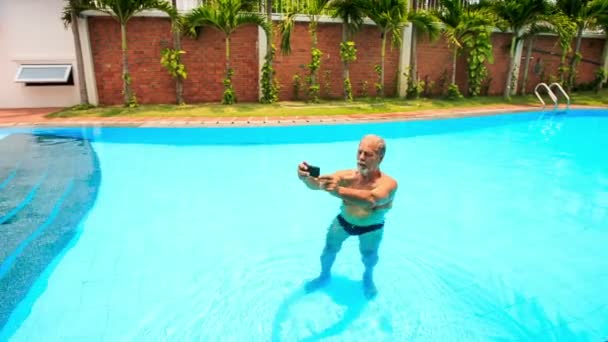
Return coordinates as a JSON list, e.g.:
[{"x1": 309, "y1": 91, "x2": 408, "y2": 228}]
[{"x1": 0, "y1": 0, "x2": 81, "y2": 108}]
